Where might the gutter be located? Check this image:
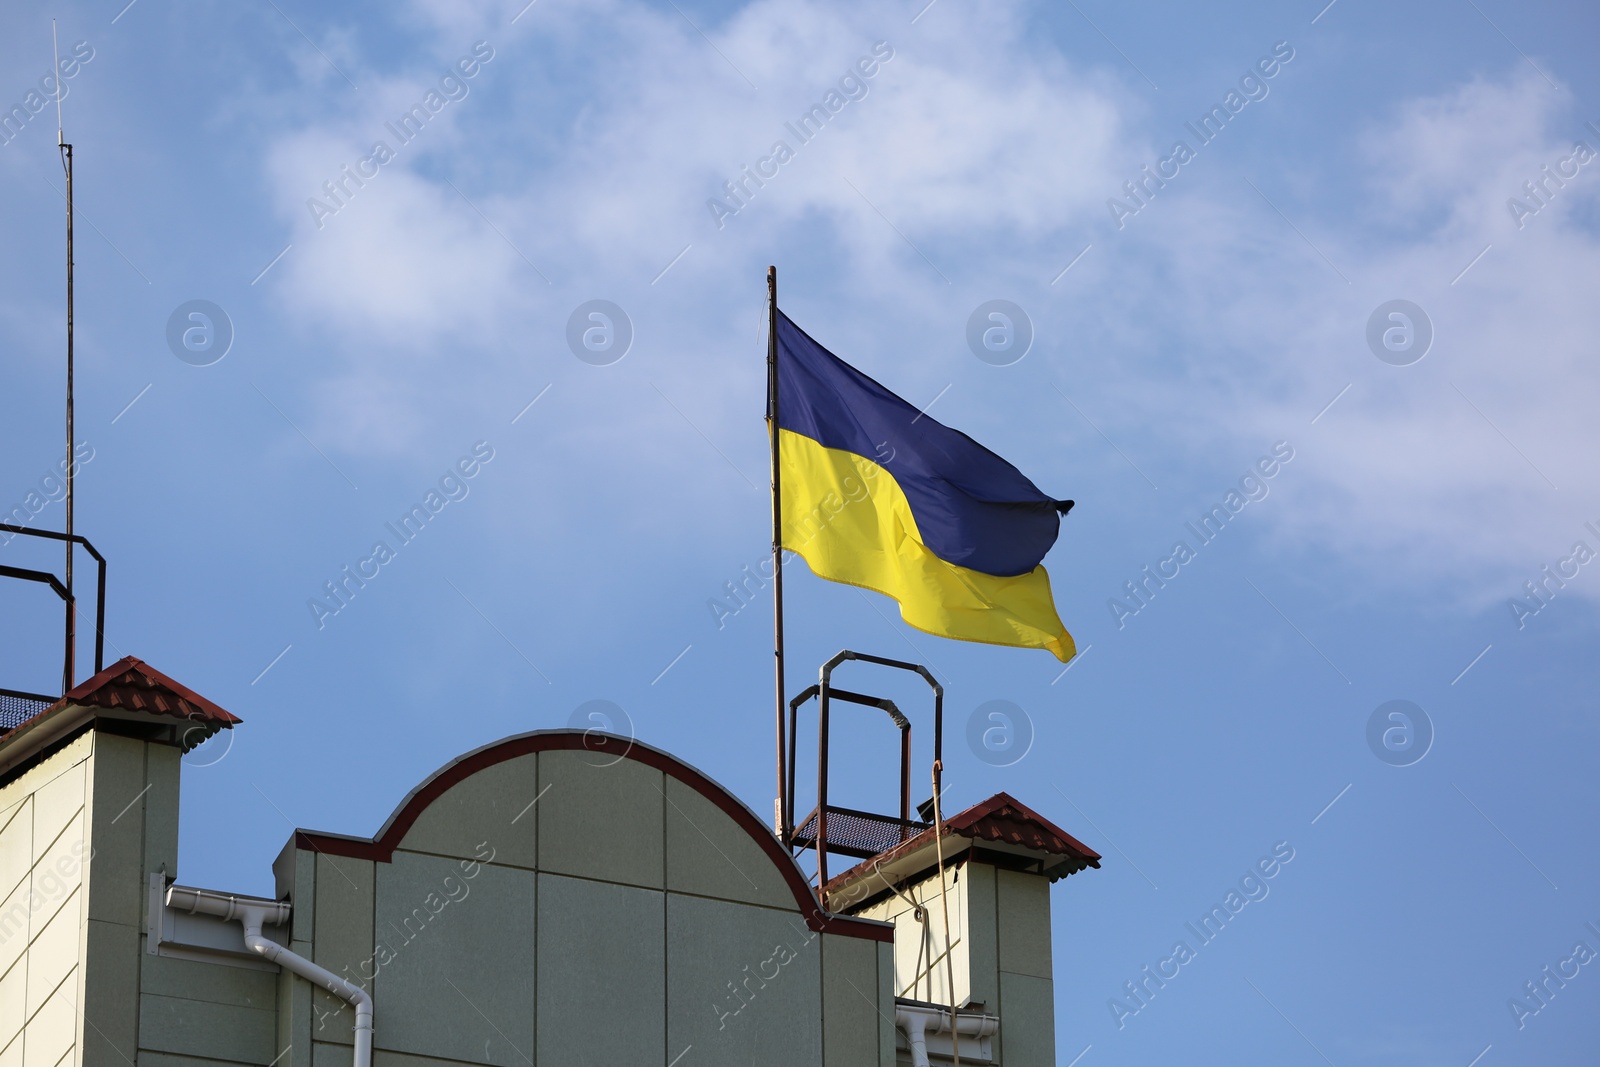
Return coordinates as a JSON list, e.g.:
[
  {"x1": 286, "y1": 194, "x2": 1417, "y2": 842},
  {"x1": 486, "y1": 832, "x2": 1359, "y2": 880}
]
[
  {"x1": 895, "y1": 1002, "x2": 999, "y2": 1067},
  {"x1": 166, "y1": 884, "x2": 372, "y2": 1067}
]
